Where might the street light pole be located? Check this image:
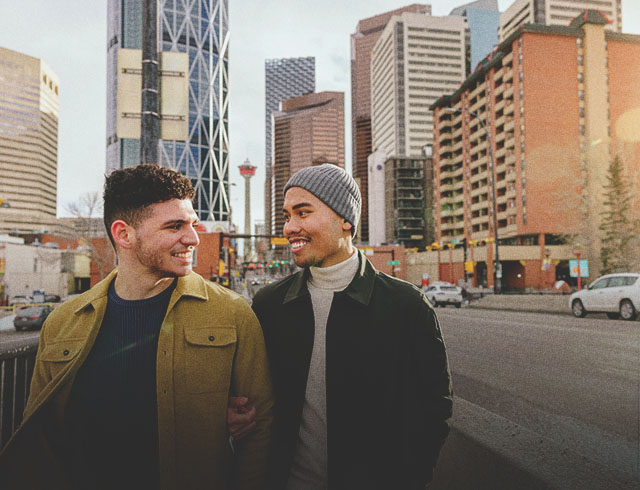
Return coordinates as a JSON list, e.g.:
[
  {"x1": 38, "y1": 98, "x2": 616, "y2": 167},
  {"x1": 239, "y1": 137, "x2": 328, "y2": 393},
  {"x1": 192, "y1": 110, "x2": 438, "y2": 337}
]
[{"x1": 444, "y1": 107, "x2": 500, "y2": 293}]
